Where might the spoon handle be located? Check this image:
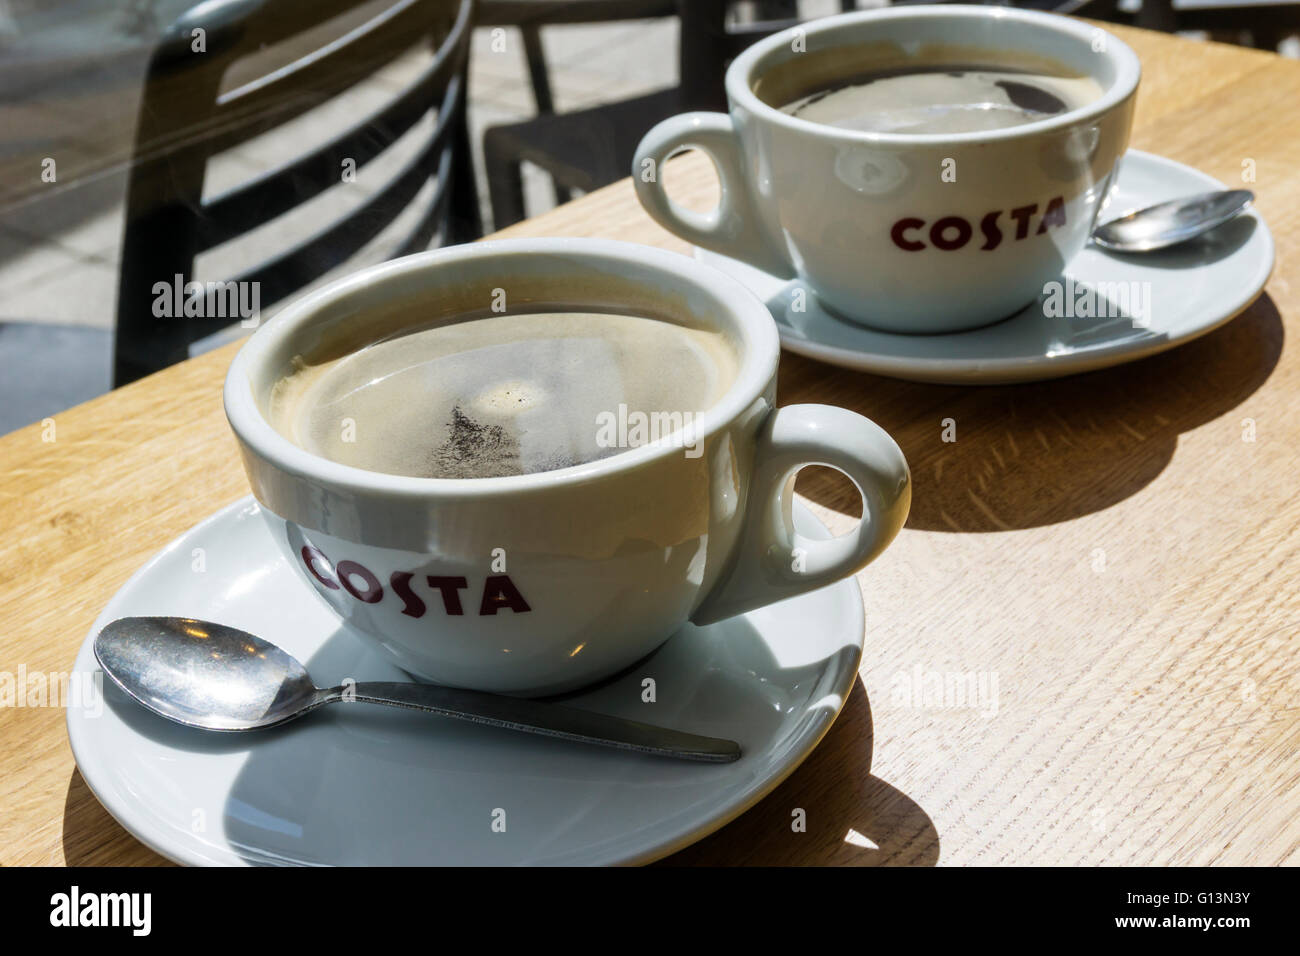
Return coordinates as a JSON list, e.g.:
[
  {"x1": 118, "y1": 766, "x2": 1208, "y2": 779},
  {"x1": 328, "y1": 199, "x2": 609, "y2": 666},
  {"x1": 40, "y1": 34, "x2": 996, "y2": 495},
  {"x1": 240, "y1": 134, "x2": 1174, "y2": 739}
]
[{"x1": 343, "y1": 681, "x2": 741, "y2": 762}]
